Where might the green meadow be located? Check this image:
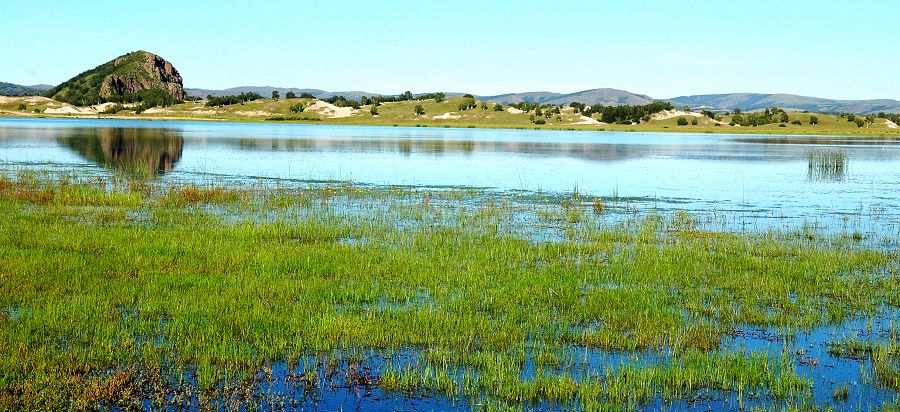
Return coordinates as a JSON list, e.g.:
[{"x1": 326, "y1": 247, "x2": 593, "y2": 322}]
[{"x1": 1, "y1": 170, "x2": 898, "y2": 410}]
